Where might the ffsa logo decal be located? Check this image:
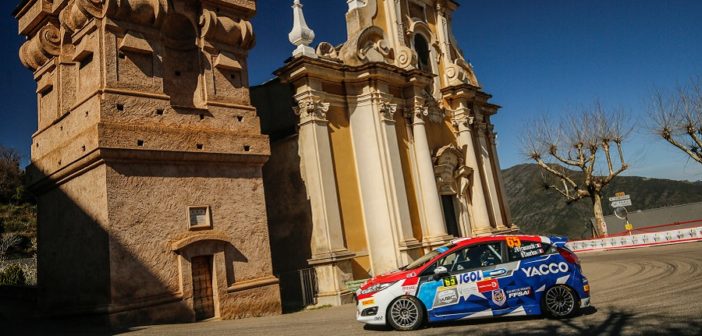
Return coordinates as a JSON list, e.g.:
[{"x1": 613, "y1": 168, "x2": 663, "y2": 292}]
[{"x1": 521, "y1": 262, "x2": 569, "y2": 277}]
